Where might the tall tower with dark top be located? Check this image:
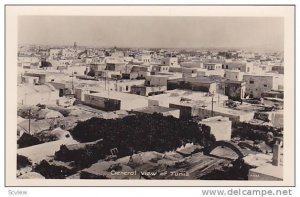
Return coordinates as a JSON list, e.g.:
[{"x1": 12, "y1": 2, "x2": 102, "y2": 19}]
[{"x1": 73, "y1": 42, "x2": 77, "y2": 49}]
